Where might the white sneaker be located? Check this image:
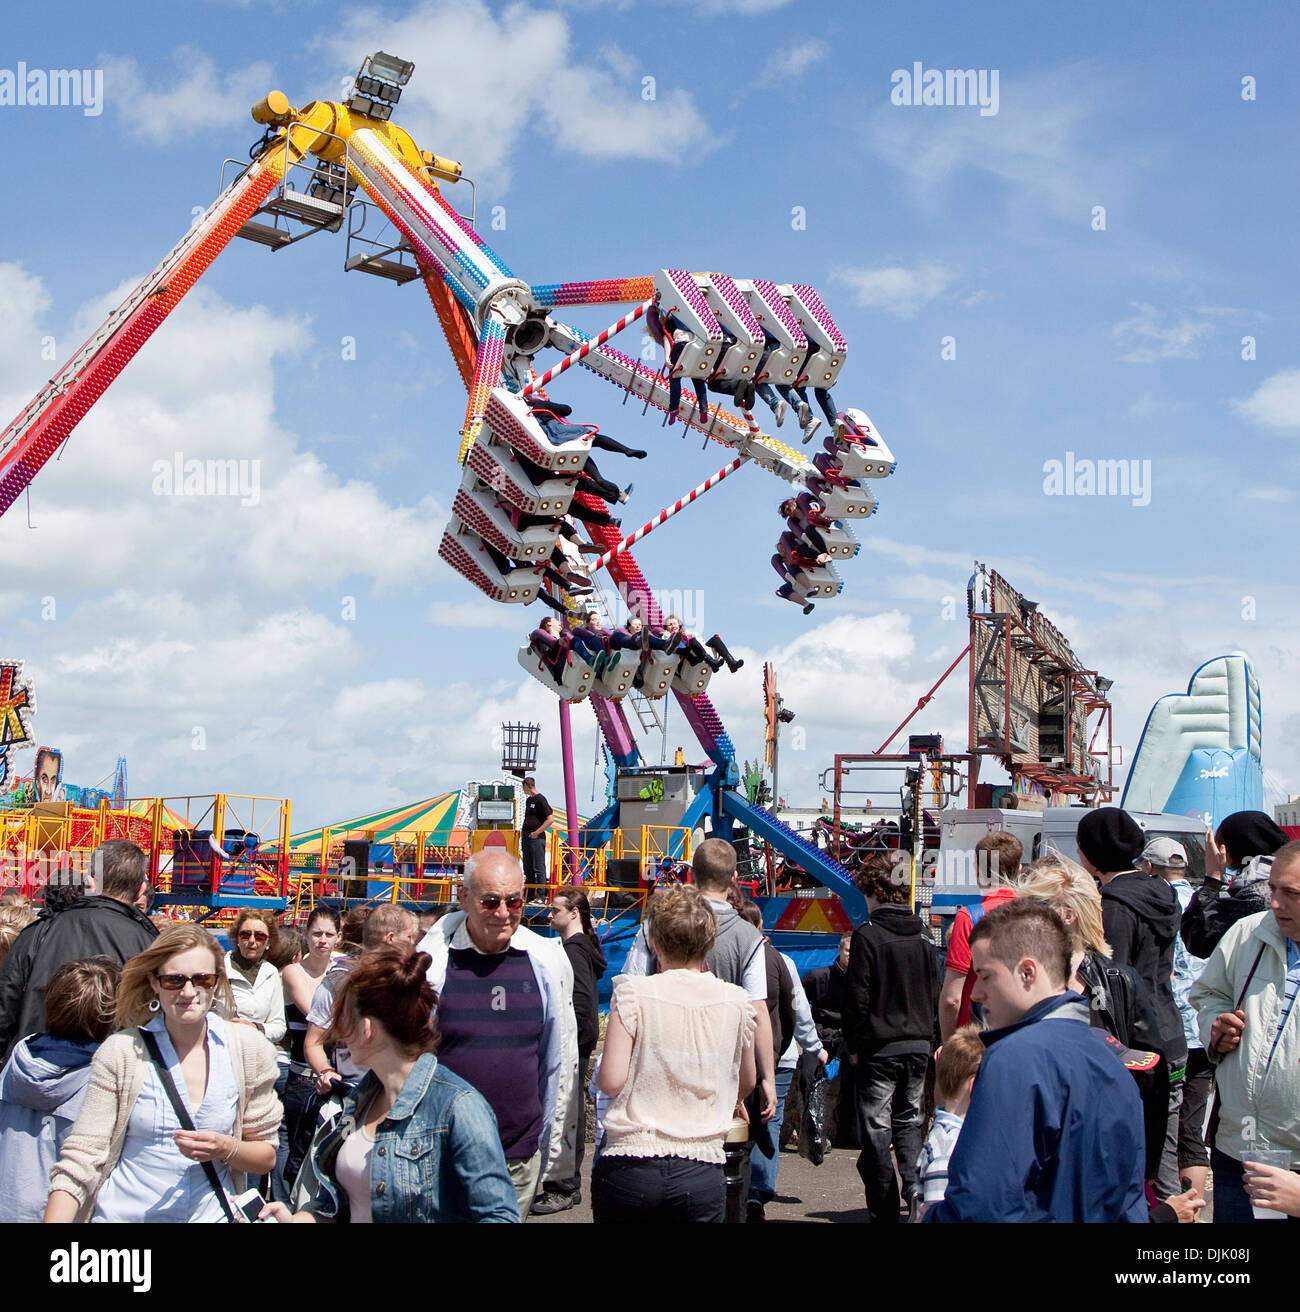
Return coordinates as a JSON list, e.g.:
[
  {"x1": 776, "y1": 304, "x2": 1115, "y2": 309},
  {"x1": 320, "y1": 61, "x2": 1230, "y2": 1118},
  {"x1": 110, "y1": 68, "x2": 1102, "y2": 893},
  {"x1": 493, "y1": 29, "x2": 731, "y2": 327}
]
[
  {"x1": 775, "y1": 399, "x2": 788, "y2": 427},
  {"x1": 802, "y1": 417, "x2": 822, "y2": 444},
  {"x1": 798, "y1": 401, "x2": 812, "y2": 428}
]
